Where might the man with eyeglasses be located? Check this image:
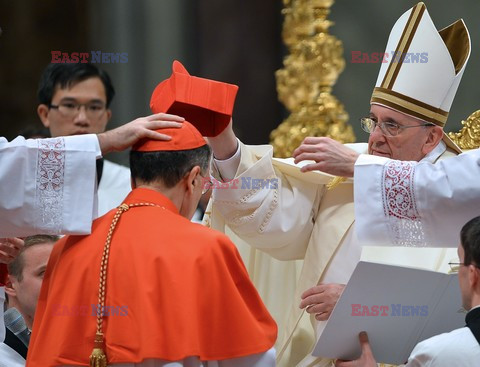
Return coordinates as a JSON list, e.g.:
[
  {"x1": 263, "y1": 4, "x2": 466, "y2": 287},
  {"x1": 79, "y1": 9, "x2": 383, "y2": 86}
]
[
  {"x1": 335, "y1": 216, "x2": 480, "y2": 367},
  {"x1": 36, "y1": 62, "x2": 132, "y2": 216},
  {"x1": 205, "y1": 3, "x2": 469, "y2": 365}
]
